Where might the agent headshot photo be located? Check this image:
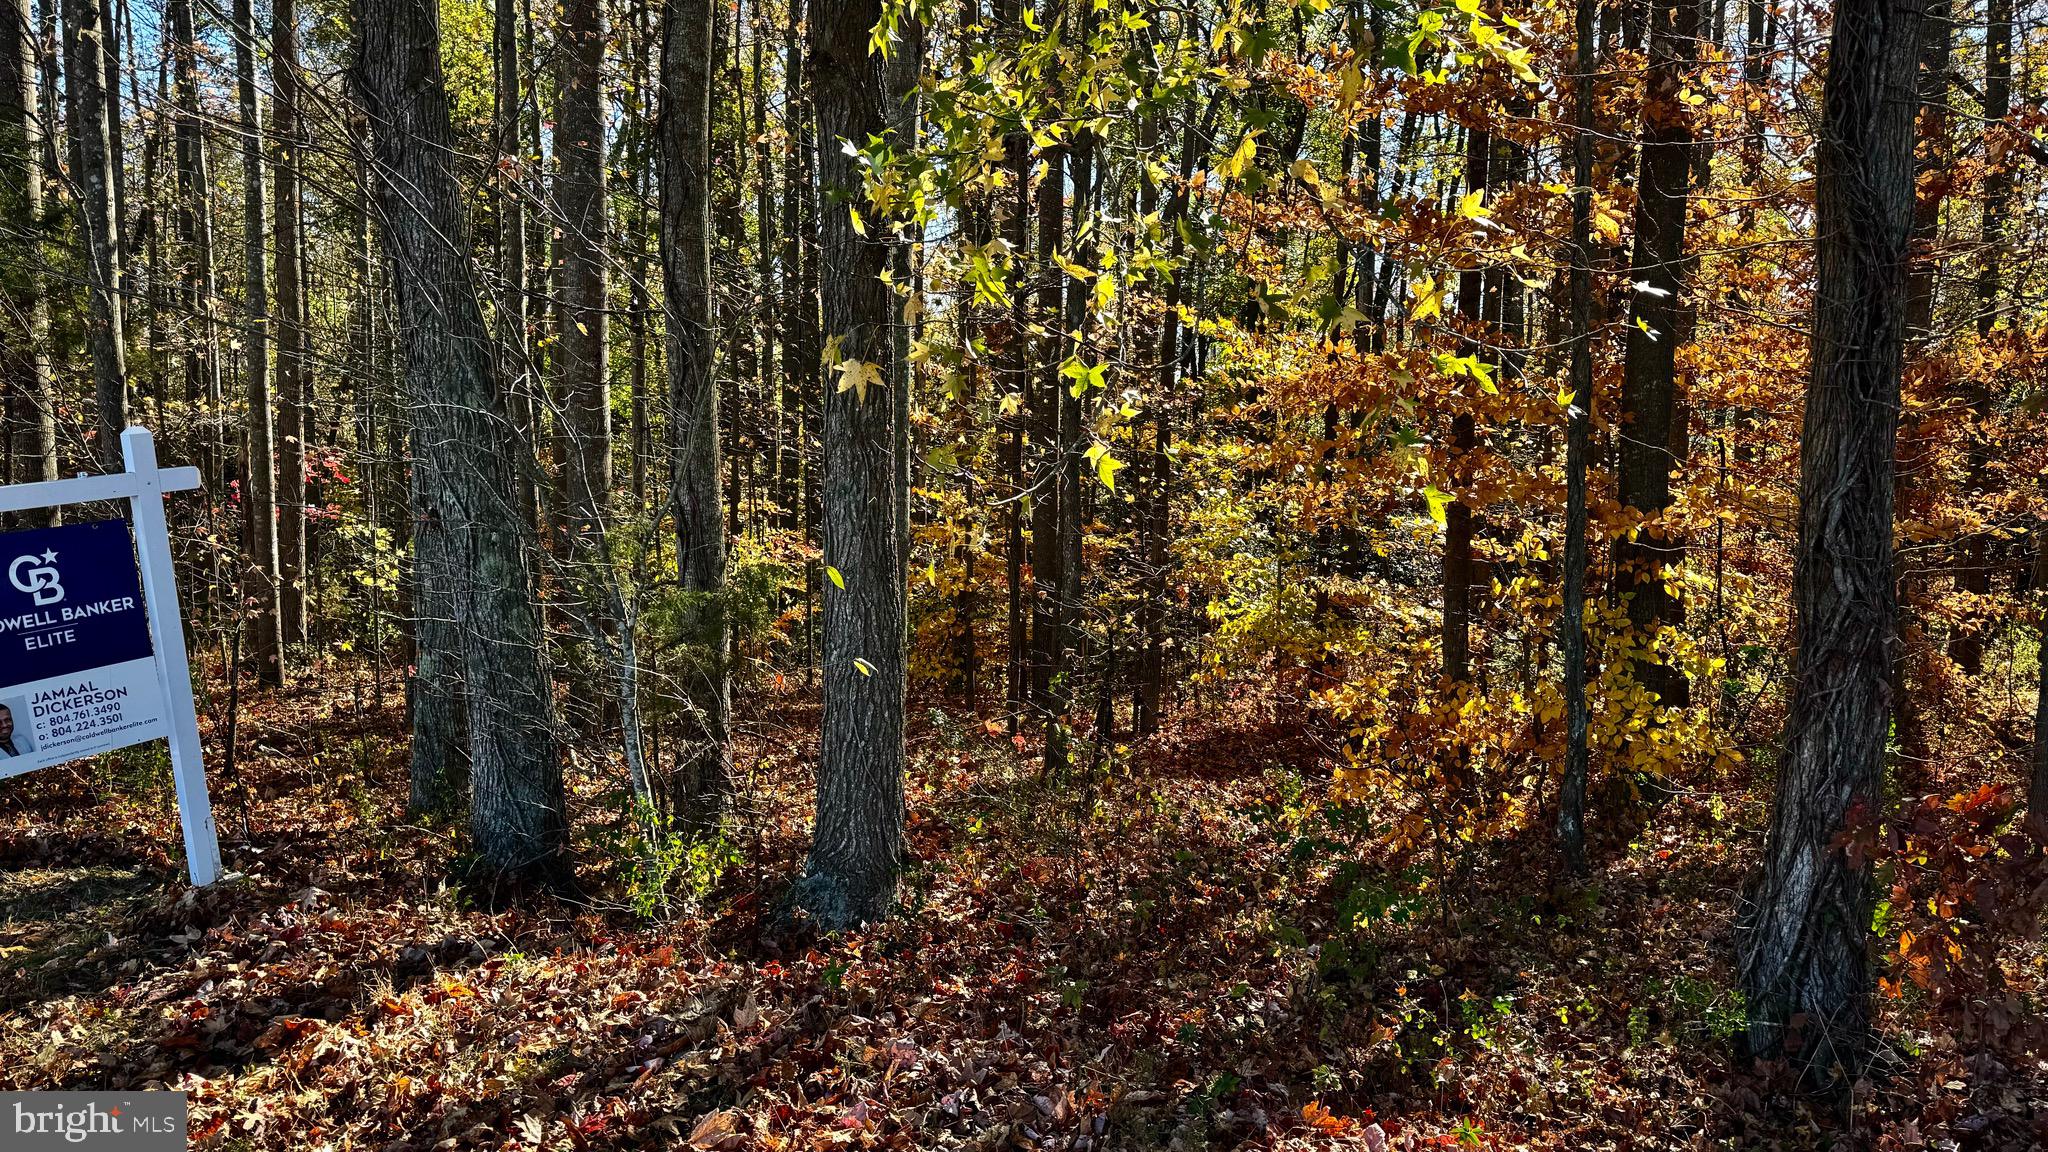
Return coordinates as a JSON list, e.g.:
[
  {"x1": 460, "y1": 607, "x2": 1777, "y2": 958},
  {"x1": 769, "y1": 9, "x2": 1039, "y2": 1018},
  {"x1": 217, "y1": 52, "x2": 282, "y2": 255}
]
[{"x1": 0, "y1": 700, "x2": 31, "y2": 758}]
